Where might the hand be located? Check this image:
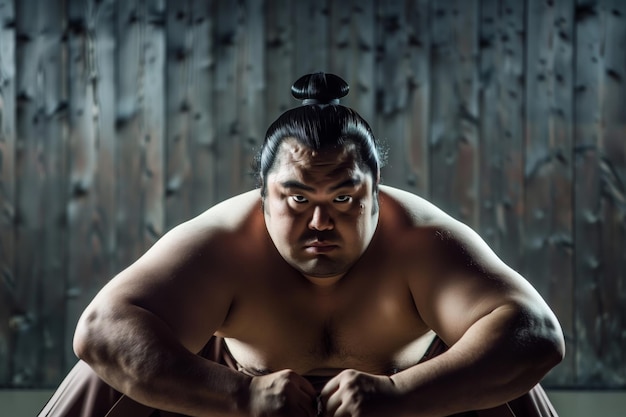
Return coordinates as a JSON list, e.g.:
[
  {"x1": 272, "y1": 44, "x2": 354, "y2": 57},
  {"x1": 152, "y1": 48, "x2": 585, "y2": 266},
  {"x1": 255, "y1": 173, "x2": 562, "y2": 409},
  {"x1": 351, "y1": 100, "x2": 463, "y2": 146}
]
[
  {"x1": 319, "y1": 369, "x2": 400, "y2": 417},
  {"x1": 248, "y1": 369, "x2": 318, "y2": 417}
]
